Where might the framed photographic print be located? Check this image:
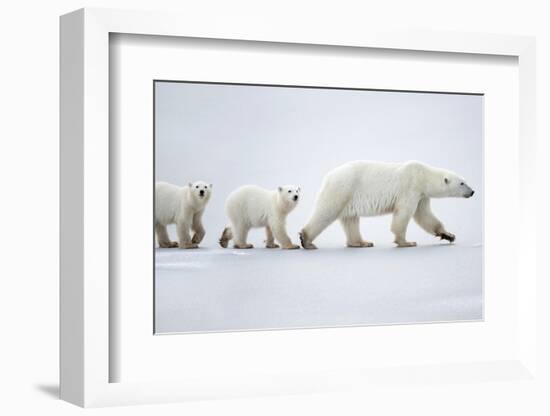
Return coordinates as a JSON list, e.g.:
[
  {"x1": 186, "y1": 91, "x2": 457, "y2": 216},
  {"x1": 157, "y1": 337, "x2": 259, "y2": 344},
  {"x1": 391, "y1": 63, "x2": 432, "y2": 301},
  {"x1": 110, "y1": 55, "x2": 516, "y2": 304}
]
[
  {"x1": 60, "y1": 8, "x2": 539, "y2": 408},
  {"x1": 152, "y1": 80, "x2": 483, "y2": 335}
]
